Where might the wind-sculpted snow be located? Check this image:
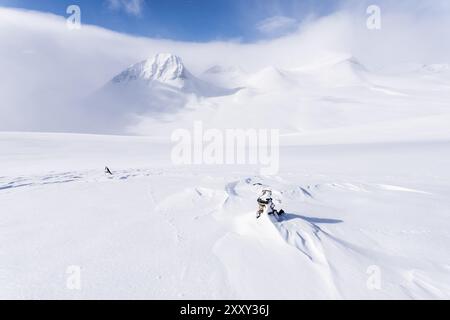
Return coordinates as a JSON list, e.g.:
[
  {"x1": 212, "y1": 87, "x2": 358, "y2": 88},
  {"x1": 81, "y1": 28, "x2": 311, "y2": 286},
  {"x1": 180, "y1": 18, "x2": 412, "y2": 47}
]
[{"x1": 1, "y1": 132, "x2": 450, "y2": 299}]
